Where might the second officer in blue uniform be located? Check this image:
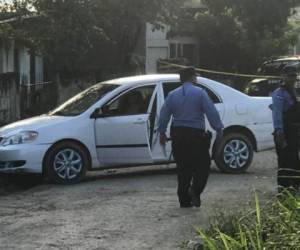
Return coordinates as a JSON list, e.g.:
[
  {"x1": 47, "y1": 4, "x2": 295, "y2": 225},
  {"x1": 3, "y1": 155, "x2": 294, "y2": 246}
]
[
  {"x1": 271, "y1": 65, "x2": 300, "y2": 191},
  {"x1": 158, "y1": 67, "x2": 224, "y2": 208}
]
